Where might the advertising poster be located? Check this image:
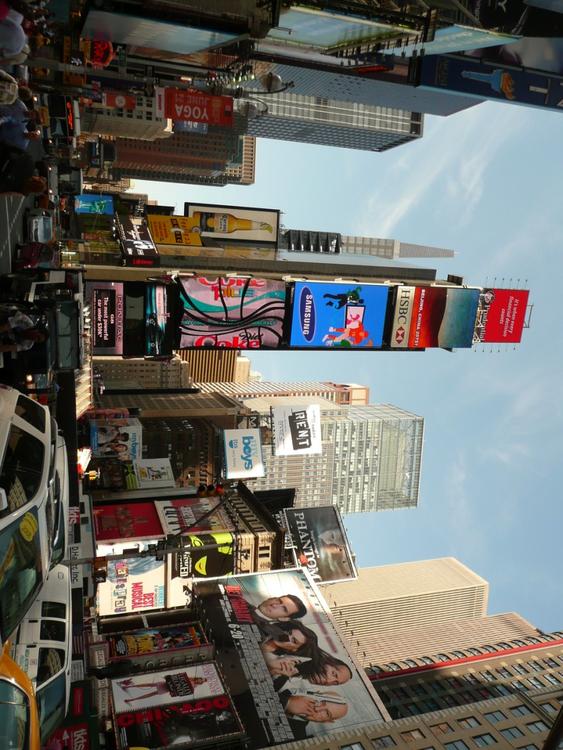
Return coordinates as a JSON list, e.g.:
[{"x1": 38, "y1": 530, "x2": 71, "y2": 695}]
[
  {"x1": 272, "y1": 405, "x2": 322, "y2": 456},
  {"x1": 107, "y1": 623, "x2": 205, "y2": 660},
  {"x1": 155, "y1": 496, "x2": 235, "y2": 536},
  {"x1": 97, "y1": 555, "x2": 165, "y2": 616},
  {"x1": 93, "y1": 502, "x2": 164, "y2": 543},
  {"x1": 134, "y1": 459, "x2": 176, "y2": 489},
  {"x1": 111, "y1": 662, "x2": 223, "y2": 714},
  {"x1": 167, "y1": 533, "x2": 235, "y2": 606},
  {"x1": 289, "y1": 281, "x2": 389, "y2": 349},
  {"x1": 184, "y1": 203, "x2": 280, "y2": 247},
  {"x1": 89, "y1": 418, "x2": 142, "y2": 461},
  {"x1": 87, "y1": 281, "x2": 124, "y2": 355},
  {"x1": 74, "y1": 193, "x2": 114, "y2": 215},
  {"x1": 116, "y1": 215, "x2": 159, "y2": 268},
  {"x1": 147, "y1": 215, "x2": 204, "y2": 246},
  {"x1": 473, "y1": 288, "x2": 529, "y2": 344},
  {"x1": 391, "y1": 286, "x2": 480, "y2": 349},
  {"x1": 115, "y1": 693, "x2": 243, "y2": 750},
  {"x1": 223, "y1": 428, "x2": 265, "y2": 479},
  {"x1": 284, "y1": 507, "x2": 357, "y2": 584},
  {"x1": 178, "y1": 276, "x2": 287, "y2": 349},
  {"x1": 145, "y1": 283, "x2": 169, "y2": 357},
  {"x1": 43, "y1": 681, "x2": 98, "y2": 750},
  {"x1": 156, "y1": 87, "x2": 234, "y2": 126},
  {"x1": 419, "y1": 53, "x2": 563, "y2": 111},
  {"x1": 194, "y1": 570, "x2": 387, "y2": 747}
]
